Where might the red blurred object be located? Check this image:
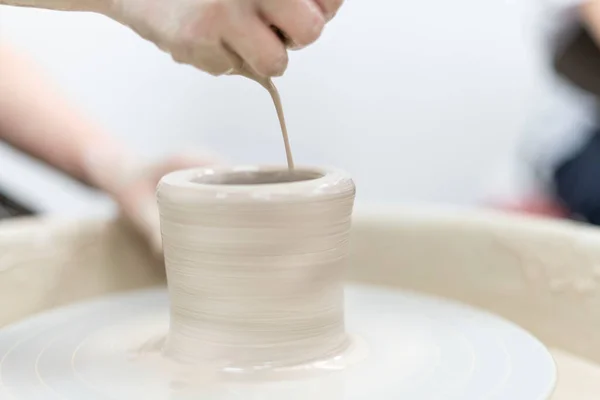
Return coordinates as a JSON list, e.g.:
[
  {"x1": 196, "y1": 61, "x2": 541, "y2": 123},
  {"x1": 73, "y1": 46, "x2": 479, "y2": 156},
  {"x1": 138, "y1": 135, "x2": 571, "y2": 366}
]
[{"x1": 491, "y1": 198, "x2": 570, "y2": 219}]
